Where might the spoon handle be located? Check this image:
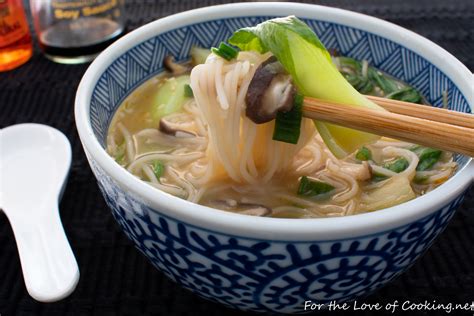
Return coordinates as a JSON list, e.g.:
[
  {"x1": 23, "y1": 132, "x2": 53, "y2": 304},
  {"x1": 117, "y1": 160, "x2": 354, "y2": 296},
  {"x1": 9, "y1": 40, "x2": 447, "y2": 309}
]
[{"x1": 7, "y1": 201, "x2": 79, "y2": 302}]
